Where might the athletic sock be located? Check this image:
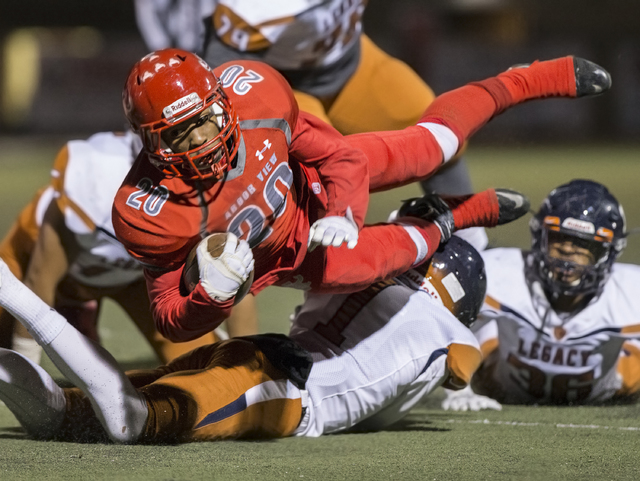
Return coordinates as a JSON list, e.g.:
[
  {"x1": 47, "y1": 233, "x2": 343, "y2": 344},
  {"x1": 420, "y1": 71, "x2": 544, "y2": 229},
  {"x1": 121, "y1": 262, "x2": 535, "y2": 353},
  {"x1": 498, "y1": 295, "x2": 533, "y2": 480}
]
[
  {"x1": 493, "y1": 56, "x2": 576, "y2": 105},
  {"x1": 394, "y1": 219, "x2": 443, "y2": 267},
  {"x1": 45, "y1": 325, "x2": 149, "y2": 443},
  {"x1": 420, "y1": 56, "x2": 577, "y2": 147},
  {"x1": 444, "y1": 189, "x2": 500, "y2": 231},
  {"x1": 0, "y1": 262, "x2": 66, "y2": 346}
]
